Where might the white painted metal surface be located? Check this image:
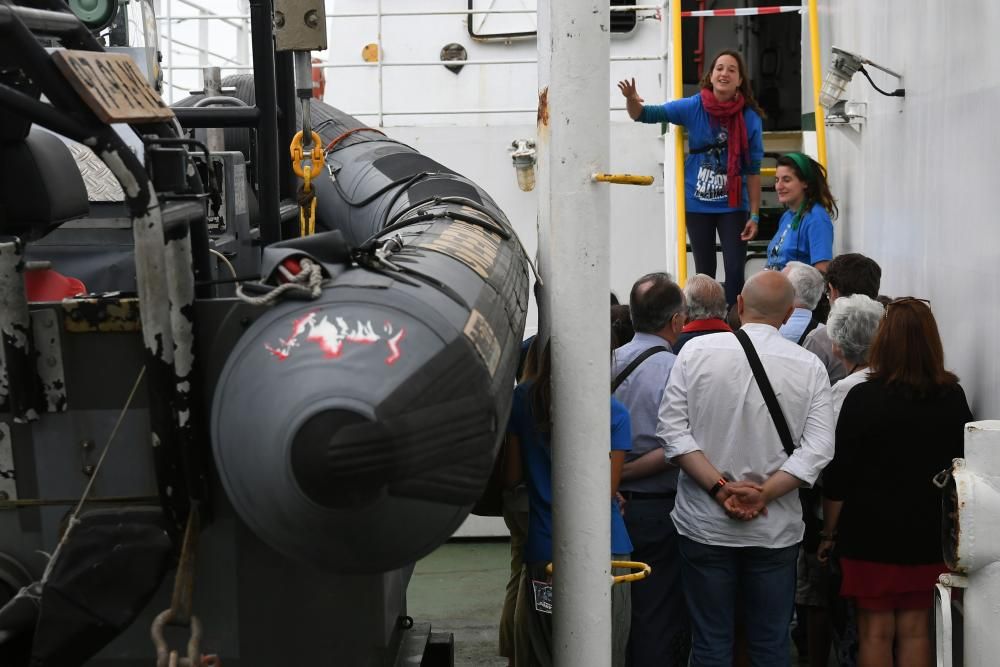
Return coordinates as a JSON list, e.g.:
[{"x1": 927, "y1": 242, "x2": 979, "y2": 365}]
[
  {"x1": 942, "y1": 421, "x2": 1000, "y2": 666},
  {"x1": 539, "y1": 1, "x2": 612, "y2": 664},
  {"x1": 819, "y1": 0, "x2": 1000, "y2": 420}
]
